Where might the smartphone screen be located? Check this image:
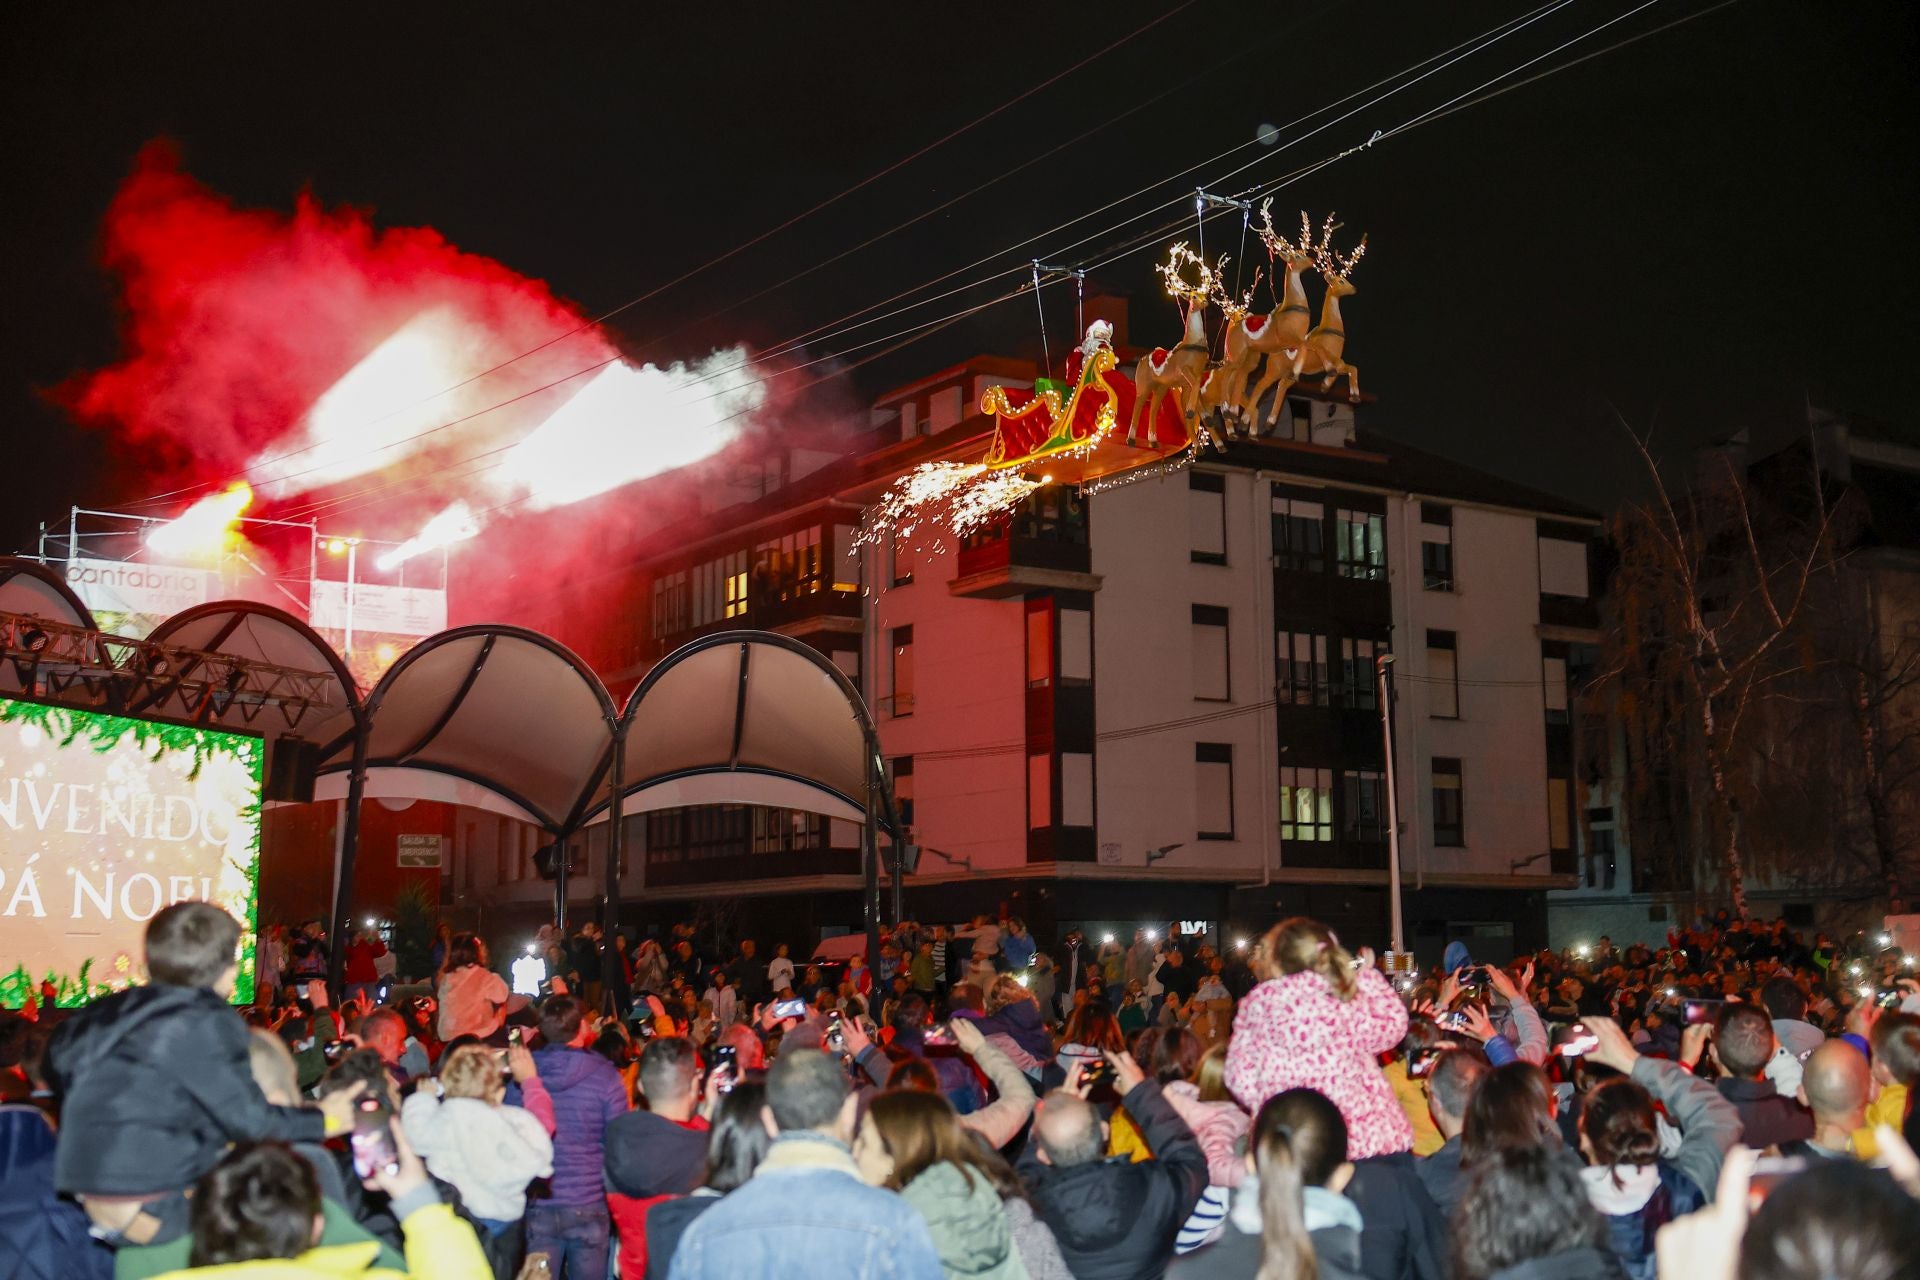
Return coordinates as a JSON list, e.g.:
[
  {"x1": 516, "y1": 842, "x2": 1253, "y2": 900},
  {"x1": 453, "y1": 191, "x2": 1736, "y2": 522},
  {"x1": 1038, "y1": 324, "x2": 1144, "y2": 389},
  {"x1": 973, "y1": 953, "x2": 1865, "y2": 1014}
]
[
  {"x1": 1682, "y1": 1000, "x2": 1722, "y2": 1026},
  {"x1": 770, "y1": 997, "x2": 807, "y2": 1019},
  {"x1": 711, "y1": 1044, "x2": 738, "y2": 1092},
  {"x1": 350, "y1": 1097, "x2": 400, "y2": 1179}
]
